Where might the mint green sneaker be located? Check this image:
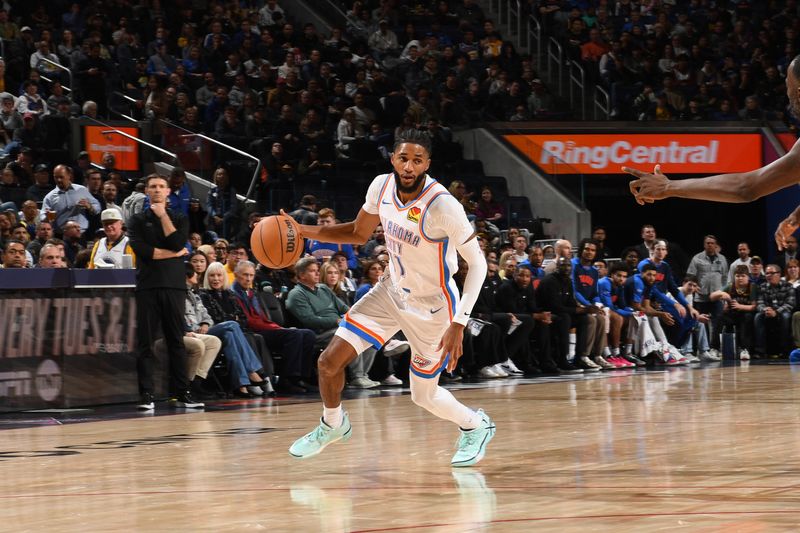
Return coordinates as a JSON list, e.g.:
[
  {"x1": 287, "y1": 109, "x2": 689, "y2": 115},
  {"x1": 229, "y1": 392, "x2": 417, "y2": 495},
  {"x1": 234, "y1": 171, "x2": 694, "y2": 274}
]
[
  {"x1": 451, "y1": 409, "x2": 495, "y2": 467},
  {"x1": 289, "y1": 412, "x2": 352, "y2": 458}
]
